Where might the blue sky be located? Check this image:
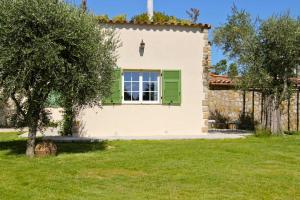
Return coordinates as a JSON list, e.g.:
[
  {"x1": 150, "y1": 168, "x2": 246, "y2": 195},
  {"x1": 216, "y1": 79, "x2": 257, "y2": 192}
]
[{"x1": 72, "y1": 0, "x2": 300, "y2": 65}]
